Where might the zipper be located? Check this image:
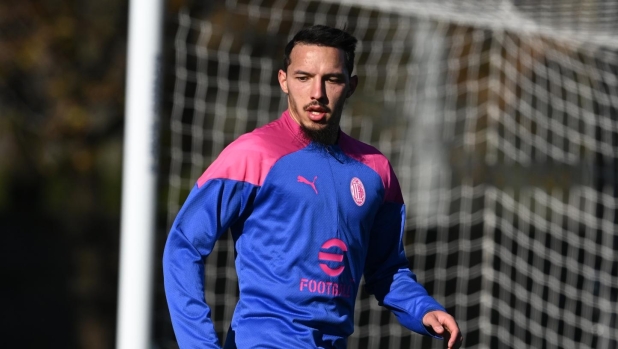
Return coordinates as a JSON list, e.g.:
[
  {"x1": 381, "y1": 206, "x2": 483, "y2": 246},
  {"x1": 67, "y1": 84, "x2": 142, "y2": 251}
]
[
  {"x1": 326, "y1": 145, "x2": 344, "y2": 164},
  {"x1": 324, "y1": 145, "x2": 342, "y2": 241}
]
